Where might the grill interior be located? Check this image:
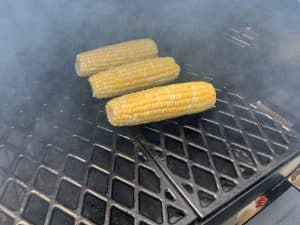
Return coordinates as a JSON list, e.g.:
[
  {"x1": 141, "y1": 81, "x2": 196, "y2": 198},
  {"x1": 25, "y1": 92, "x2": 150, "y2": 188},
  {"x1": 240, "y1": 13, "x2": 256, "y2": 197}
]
[
  {"x1": 2, "y1": 1, "x2": 300, "y2": 224},
  {"x1": 0, "y1": 67, "x2": 299, "y2": 225}
]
